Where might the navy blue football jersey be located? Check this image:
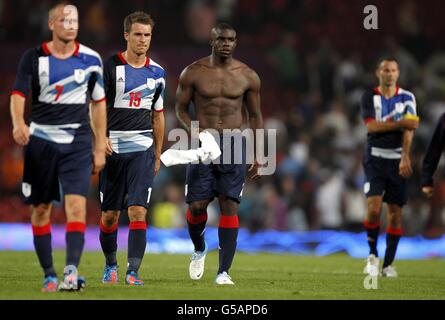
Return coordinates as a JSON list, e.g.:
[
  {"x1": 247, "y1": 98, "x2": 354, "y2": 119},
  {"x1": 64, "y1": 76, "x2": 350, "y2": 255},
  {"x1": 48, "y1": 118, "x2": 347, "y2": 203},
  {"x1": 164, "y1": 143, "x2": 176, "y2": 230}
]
[
  {"x1": 361, "y1": 86, "x2": 417, "y2": 159},
  {"x1": 11, "y1": 41, "x2": 105, "y2": 144},
  {"x1": 103, "y1": 52, "x2": 165, "y2": 153}
]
